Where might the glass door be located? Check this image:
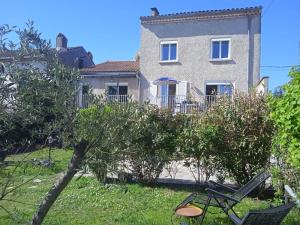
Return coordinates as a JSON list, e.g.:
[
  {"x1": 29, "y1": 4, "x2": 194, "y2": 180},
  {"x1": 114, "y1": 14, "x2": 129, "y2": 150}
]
[{"x1": 160, "y1": 84, "x2": 168, "y2": 108}]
